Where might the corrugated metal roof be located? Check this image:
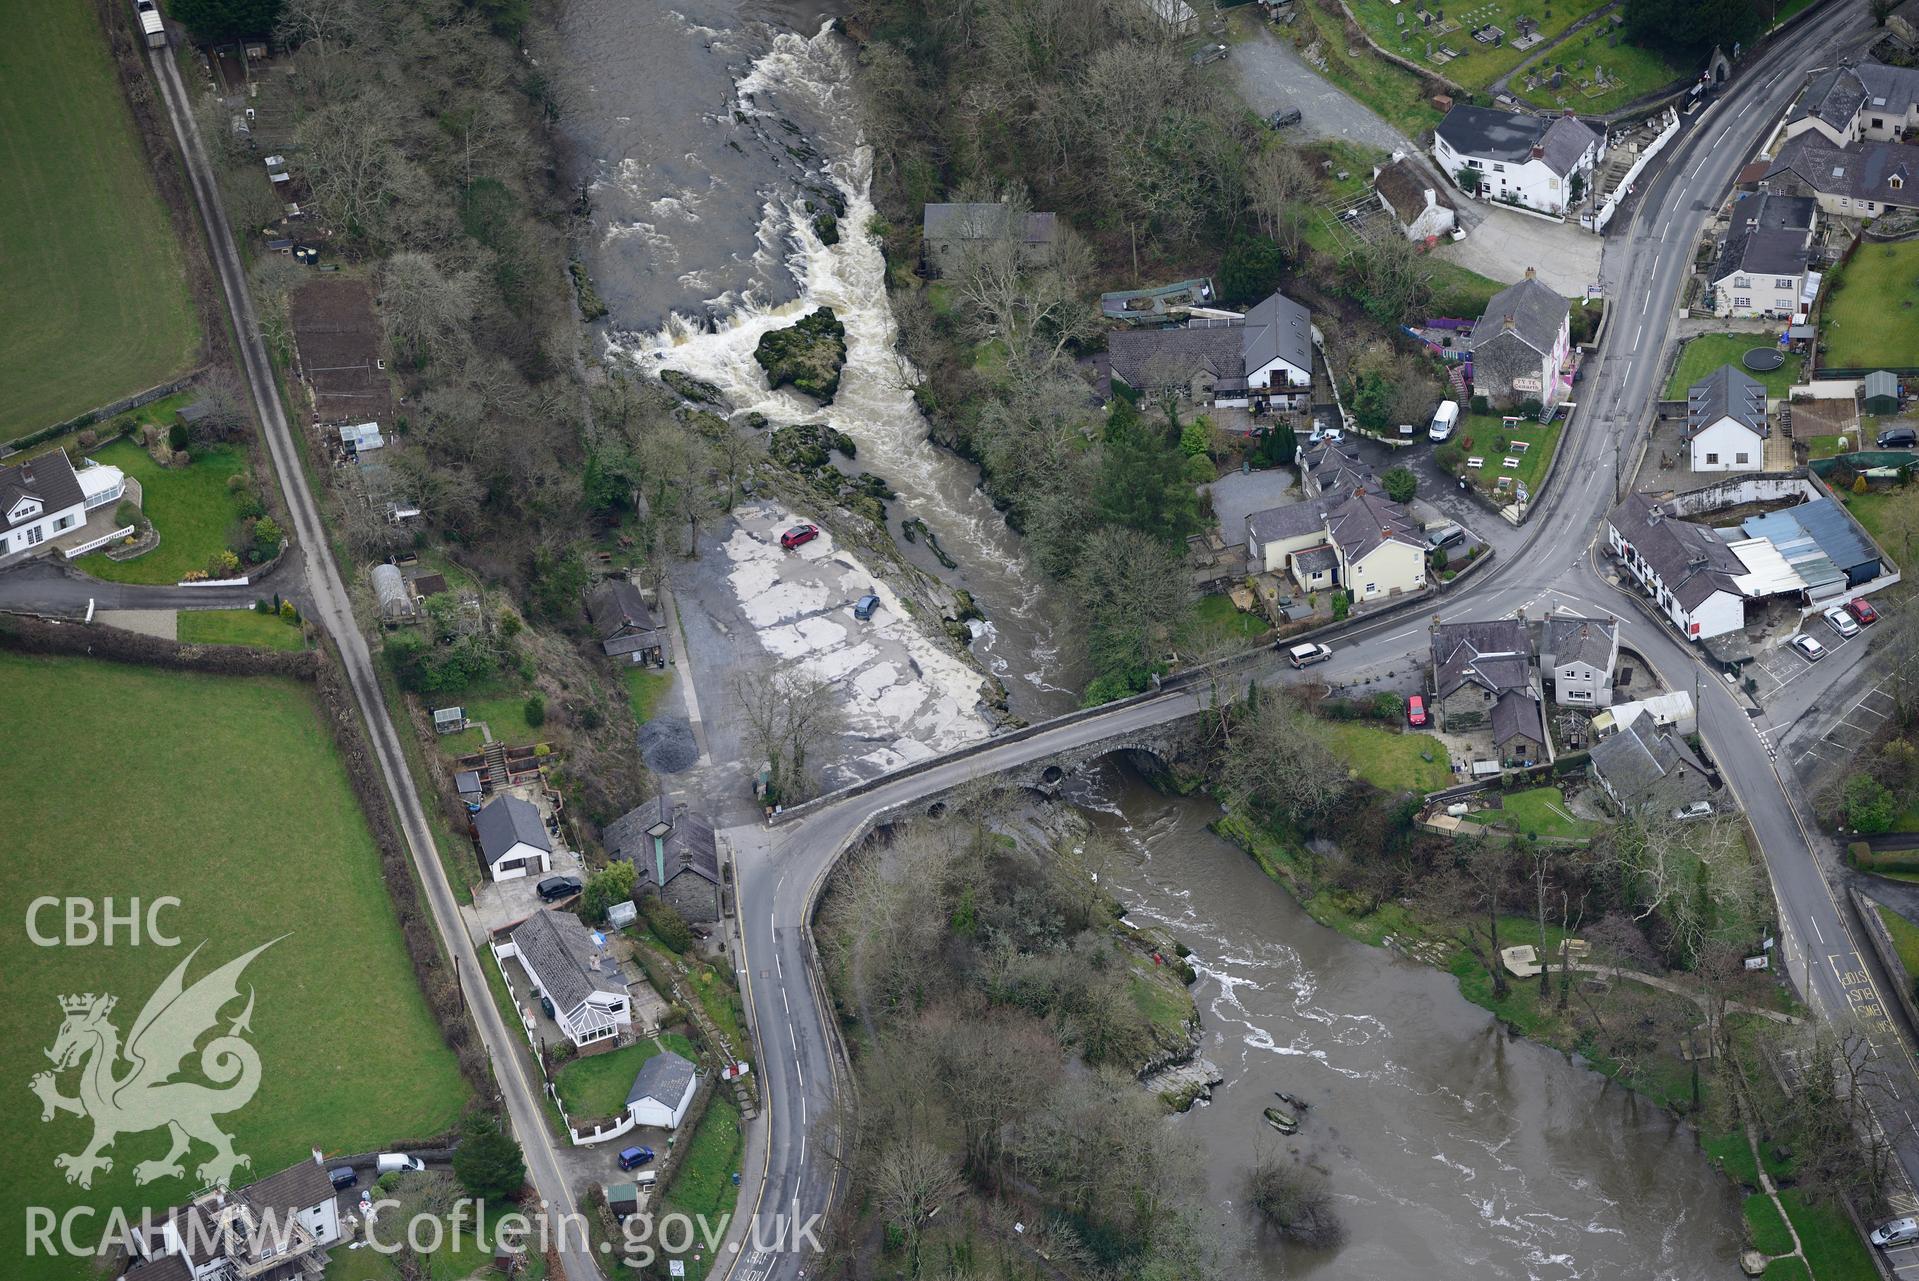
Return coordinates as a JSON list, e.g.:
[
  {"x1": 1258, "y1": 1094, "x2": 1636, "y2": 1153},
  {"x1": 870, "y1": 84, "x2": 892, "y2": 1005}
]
[{"x1": 1726, "y1": 536, "x2": 1805, "y2": 597}]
